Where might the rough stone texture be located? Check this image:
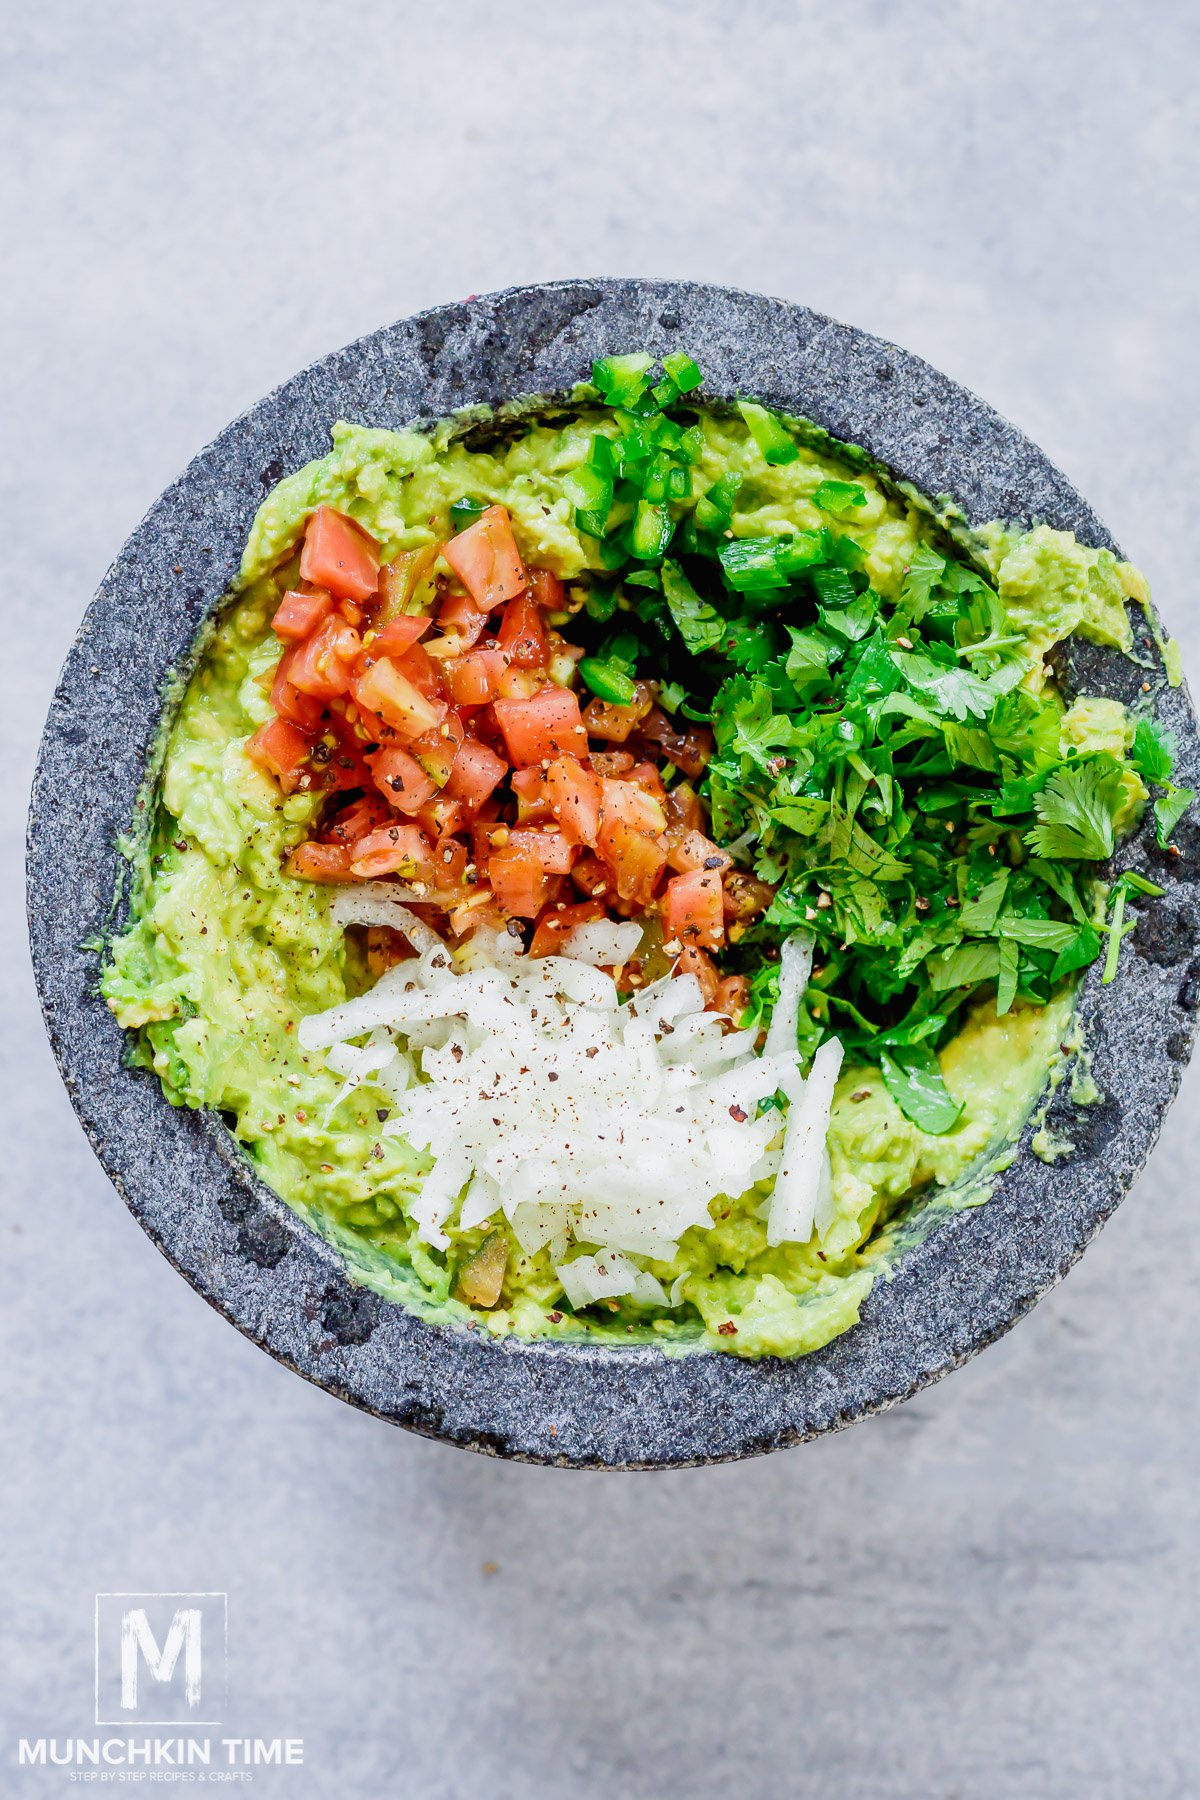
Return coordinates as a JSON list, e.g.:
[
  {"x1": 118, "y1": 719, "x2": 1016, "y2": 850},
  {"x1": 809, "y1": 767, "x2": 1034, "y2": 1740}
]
[{"x1": 27, "y1": 278, "x2": 1200, "y2": 1469}]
